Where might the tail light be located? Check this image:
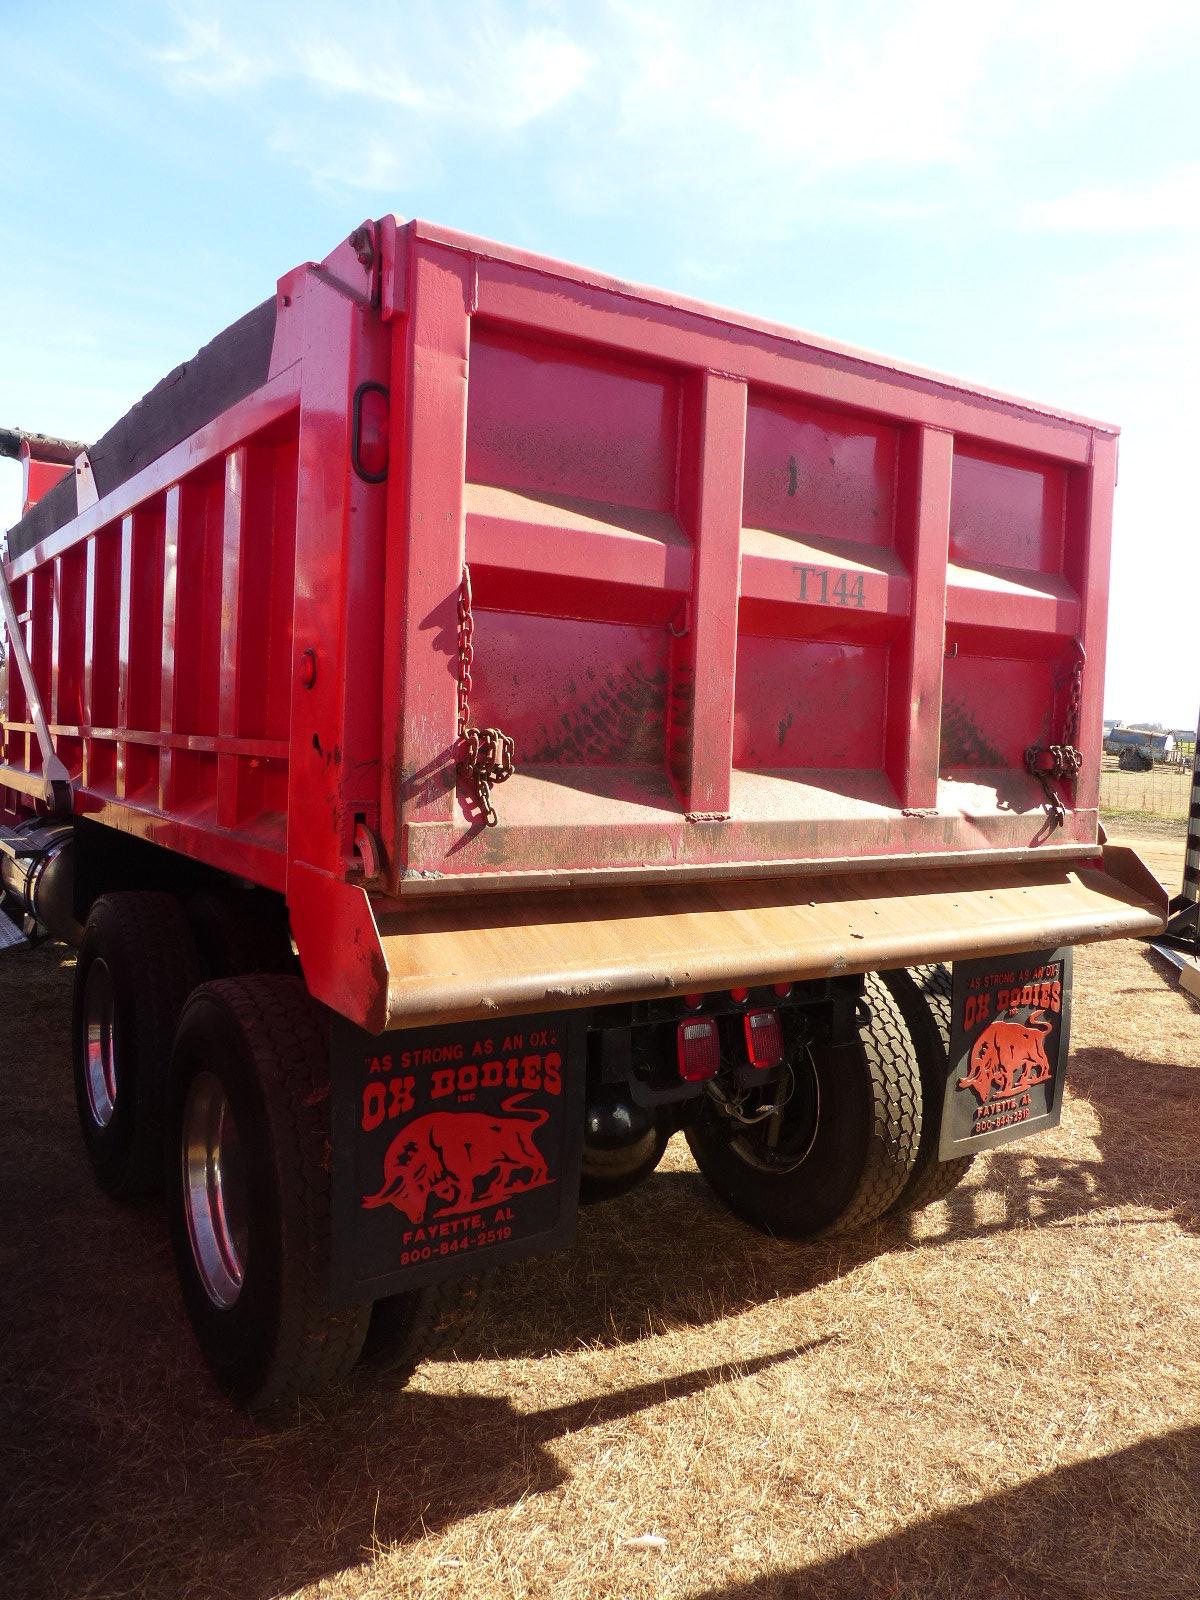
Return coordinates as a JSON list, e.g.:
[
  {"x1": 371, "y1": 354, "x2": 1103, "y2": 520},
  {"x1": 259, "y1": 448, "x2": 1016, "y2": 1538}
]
[
  {"x1": 743, "y1": 1008, "x2": 784, "y2": 1070},
  {"x1": 729, "y1": 986, "x2": 749, "y2": 1004},
  {"x1": 352, "y1": 382, "x2": 390, "y2": 482},
  {"x1": 677, "y1": 1017, "x2": 720, "y2": 1082}
]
